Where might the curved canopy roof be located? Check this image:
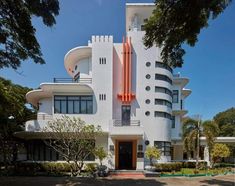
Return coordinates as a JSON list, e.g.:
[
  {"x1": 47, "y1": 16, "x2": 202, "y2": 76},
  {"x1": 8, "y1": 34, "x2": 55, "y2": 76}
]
[{"x1": 64, "y1": 46, "x2": 92, "y2": 77}]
